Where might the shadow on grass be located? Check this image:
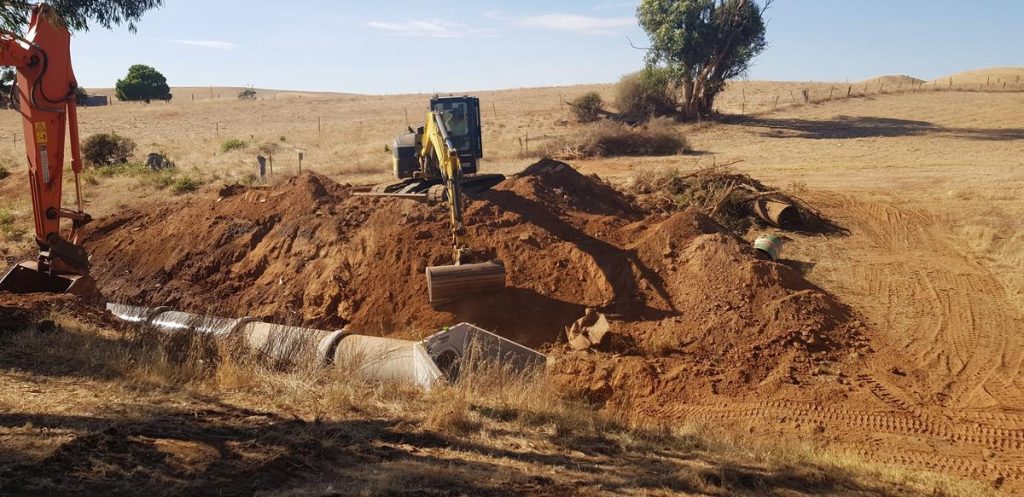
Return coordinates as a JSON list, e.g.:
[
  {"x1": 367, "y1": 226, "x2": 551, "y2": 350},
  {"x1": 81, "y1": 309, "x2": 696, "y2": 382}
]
[
  {"x1": 0, "y1": 403, "x2": 935, "y2": 497},
  {"x1": 723, "y1": 114, "x2": 1024, "y2": 141}
]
